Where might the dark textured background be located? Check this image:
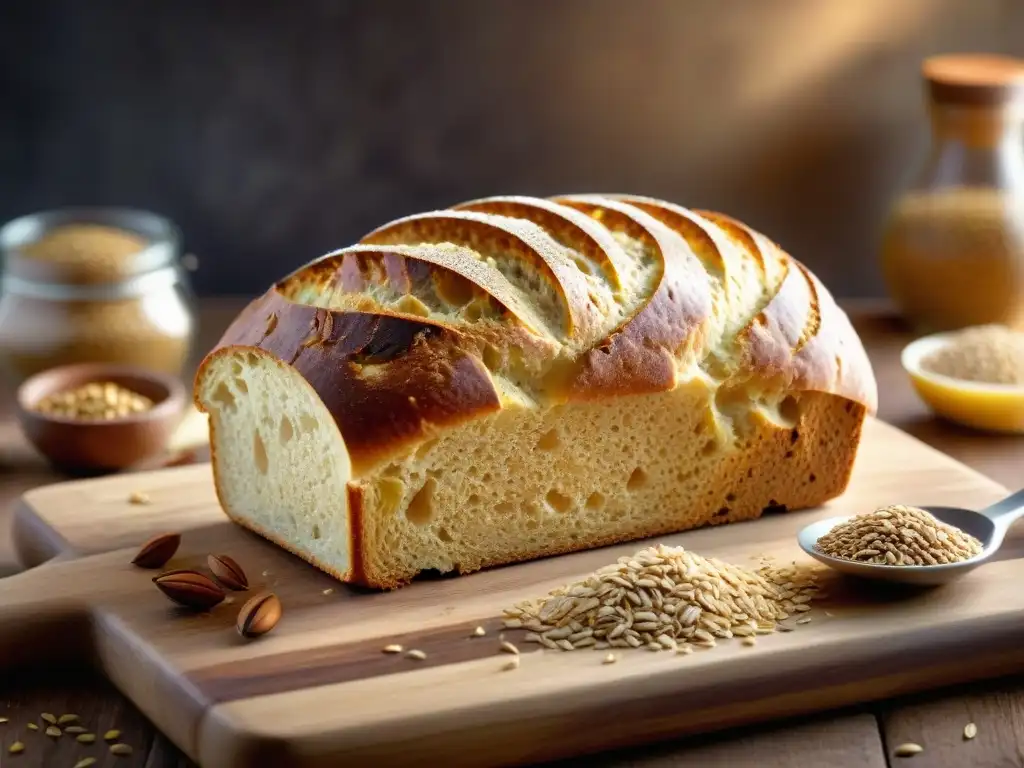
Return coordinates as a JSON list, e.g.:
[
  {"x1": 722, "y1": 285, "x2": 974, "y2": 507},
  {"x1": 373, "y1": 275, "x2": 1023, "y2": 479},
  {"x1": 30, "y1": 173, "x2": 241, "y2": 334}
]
[{"x1": 2, "y1": 0, "x2": 1023, "y2": 297}]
